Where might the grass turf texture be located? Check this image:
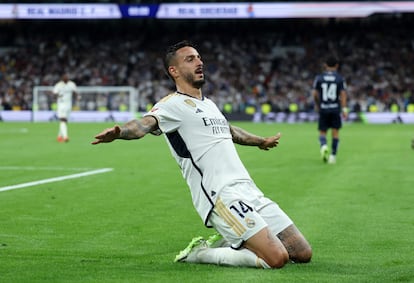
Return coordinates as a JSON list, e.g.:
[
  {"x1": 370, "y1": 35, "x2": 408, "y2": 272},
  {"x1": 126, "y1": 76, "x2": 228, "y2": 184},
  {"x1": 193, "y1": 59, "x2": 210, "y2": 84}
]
[{"x1": 0, "y1": 121, "x2": 413, "y2": 283}]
